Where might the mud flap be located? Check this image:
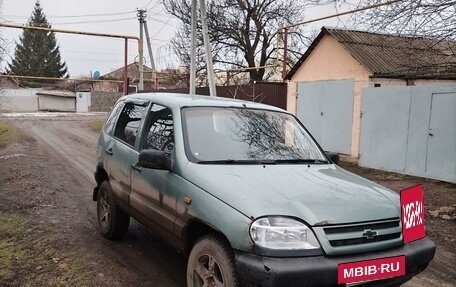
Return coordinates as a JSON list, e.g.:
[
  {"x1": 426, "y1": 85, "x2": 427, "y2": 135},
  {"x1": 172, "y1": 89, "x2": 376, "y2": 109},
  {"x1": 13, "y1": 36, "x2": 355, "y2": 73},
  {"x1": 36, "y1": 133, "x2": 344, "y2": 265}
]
[{"x1": 93, "y1": 186, "x2": 99, "y2": 201}]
